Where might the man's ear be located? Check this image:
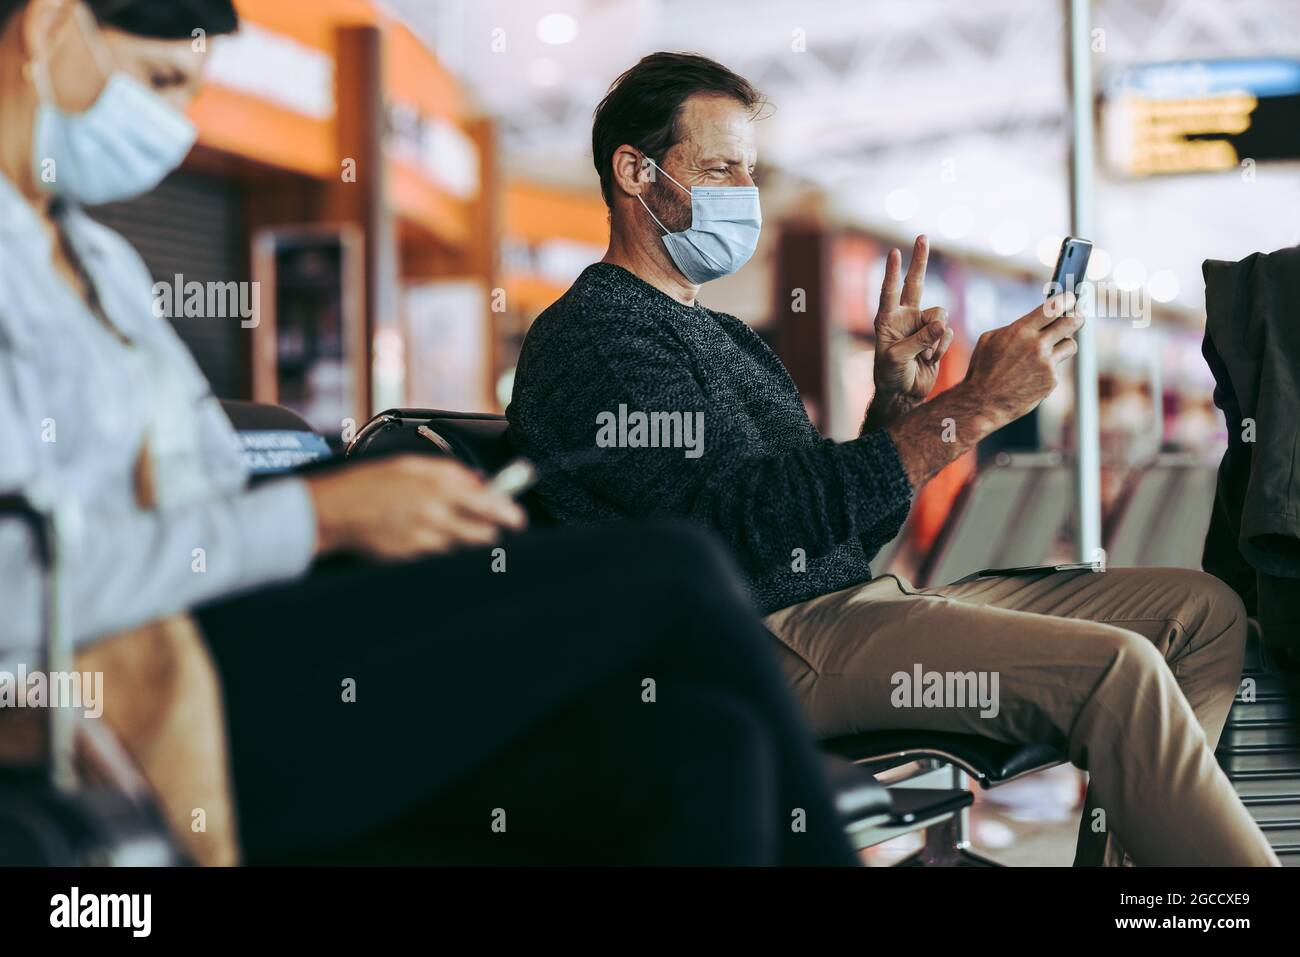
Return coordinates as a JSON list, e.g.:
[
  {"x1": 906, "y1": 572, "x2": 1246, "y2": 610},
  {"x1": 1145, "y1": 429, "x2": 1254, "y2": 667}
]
[{"x1": 609, "y1": 144, "x2": 653, "y2": 199}]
